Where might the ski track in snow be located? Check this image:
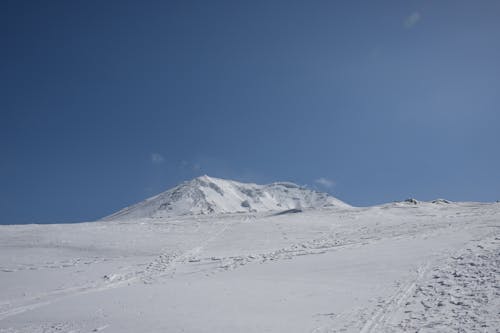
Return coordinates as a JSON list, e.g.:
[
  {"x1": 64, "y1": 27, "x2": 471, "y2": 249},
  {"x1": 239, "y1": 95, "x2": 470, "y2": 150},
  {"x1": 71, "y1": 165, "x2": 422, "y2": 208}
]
[
  {"x1": 0, "y1": 219, "x2": 233, "y2": 322},
  {"x1": 316, "y1": 232, "x2": 500, "y2": 333},
  {"x1": 0, "y1": 202, "x2": 499, "y2": 332},
  {"x1": 389, "y1": 235, "x2": 500, "y2": 333},
  {"x1": 359, "y1": 262, "x2": 432, "y2": 333},
  {"x1": 191, "y1": 213, "x2": 491, "y2": 275}
]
